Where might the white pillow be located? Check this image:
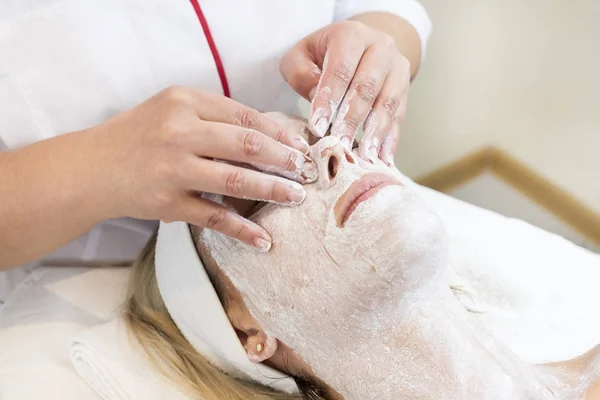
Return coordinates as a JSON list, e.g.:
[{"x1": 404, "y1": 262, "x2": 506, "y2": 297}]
[{"x1": 416, "y1": 184, "x2": 600, "y2": 363}]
